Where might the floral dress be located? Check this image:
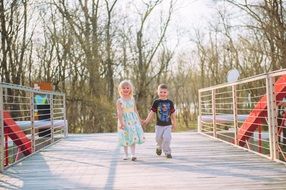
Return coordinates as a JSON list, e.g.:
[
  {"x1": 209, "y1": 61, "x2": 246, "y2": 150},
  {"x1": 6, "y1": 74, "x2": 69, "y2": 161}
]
[{"x1": 118, "y1": 98, "x2": 145, "y2": 146}]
